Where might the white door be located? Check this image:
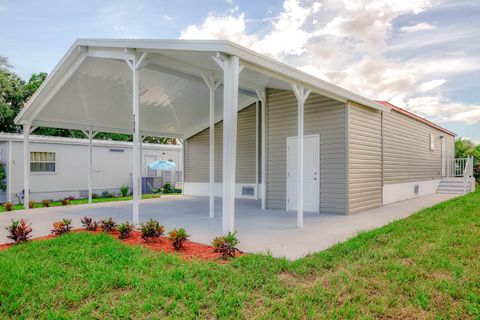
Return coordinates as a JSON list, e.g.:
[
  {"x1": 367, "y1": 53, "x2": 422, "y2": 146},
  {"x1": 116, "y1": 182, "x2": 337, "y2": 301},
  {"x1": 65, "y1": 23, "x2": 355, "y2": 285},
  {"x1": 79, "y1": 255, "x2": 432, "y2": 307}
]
[{"x1": 287, "y1": 135, "x2": 320, "y2": 213}]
